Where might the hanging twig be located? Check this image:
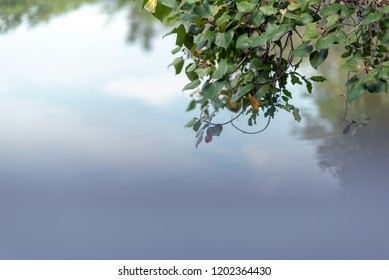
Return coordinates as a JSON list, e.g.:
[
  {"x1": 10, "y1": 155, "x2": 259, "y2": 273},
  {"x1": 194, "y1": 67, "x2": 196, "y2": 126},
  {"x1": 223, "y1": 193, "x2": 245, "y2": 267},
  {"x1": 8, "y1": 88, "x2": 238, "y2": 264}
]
[
  {"x1": 231, "y1": 116, "x2": 271, "y2": 134},
  {"x1": 202, "y1": 110, "x2": 244, "y2": 126}
]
